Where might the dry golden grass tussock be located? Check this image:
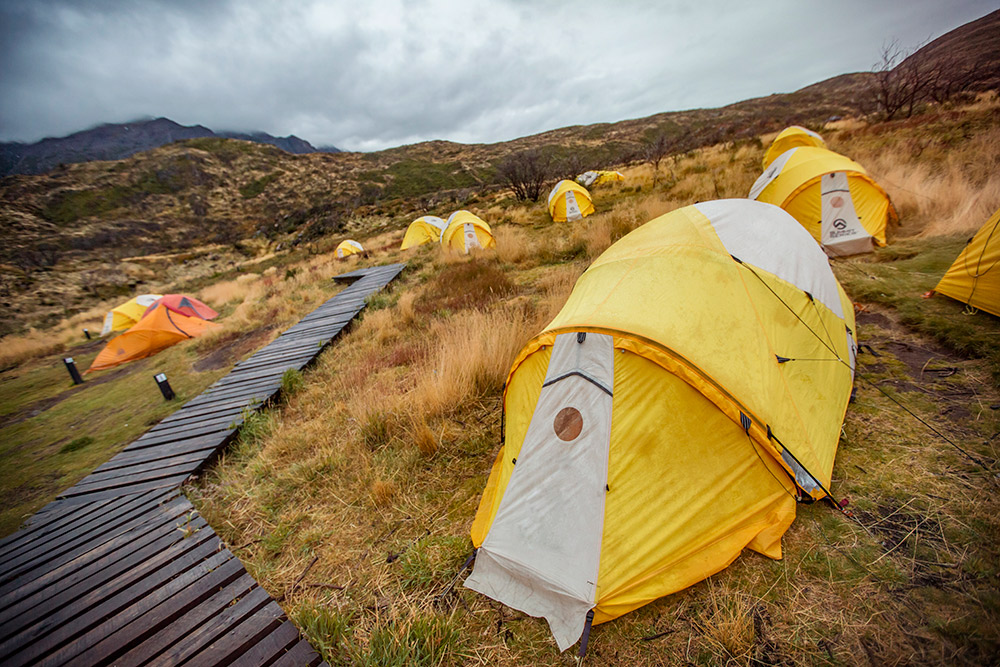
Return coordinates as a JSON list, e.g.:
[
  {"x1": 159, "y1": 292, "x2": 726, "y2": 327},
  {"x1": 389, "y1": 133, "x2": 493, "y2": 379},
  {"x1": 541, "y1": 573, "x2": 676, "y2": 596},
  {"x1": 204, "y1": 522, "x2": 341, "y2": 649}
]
[
  {"x1": 492, "y1": 225, "x2": 533, "y2": 265},
  {"x1": 409, "y1": 302, "x2": 541, "y2": 418}
]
